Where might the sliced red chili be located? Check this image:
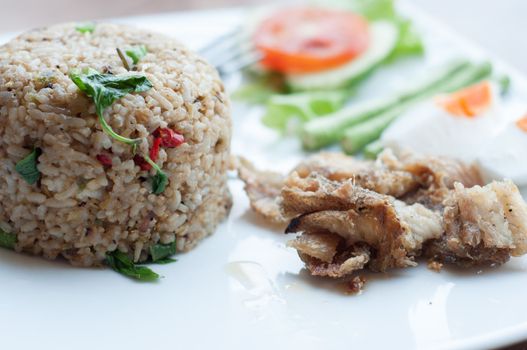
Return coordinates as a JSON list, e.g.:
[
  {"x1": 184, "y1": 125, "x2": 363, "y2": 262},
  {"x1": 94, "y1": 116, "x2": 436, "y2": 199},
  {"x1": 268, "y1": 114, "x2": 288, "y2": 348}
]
[
  {"x1": 150, "y1": 137, "x2": 162, "y2": 161},
  {"x1": 96, "y1": 154, "x2": 112, "y2": 167},
  {"x1": 153, "y1": 127, "x2": 184, "y2": 148},
  {"x1": 134, "y1": 155, "x2": 151, "y2": 171}
]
